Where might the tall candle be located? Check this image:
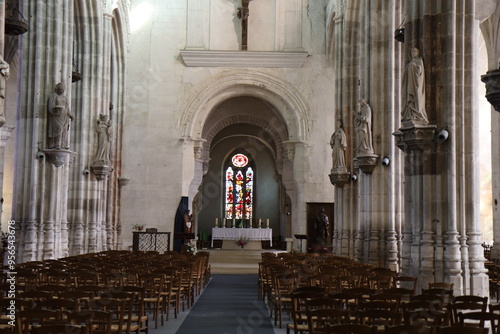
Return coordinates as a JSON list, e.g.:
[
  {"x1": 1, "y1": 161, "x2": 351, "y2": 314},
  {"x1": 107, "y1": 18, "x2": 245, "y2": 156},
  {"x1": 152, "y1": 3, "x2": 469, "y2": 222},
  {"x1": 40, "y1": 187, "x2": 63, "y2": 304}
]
[
  {"x1": 215, "y1": 218, "x2": 219, "y2": 227},
  {"x1": 258, "y1": 219, "x2": 262, "y2": 228},
  {"x1": 223, "y1": 218, "x2": 226, "y2": 228},
  {"x1": 266, "y1": 219, "x2": 270, "y2": 228},
  {"x1": 232, "y1": 218, "x2": 236, "y2": 228}
]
